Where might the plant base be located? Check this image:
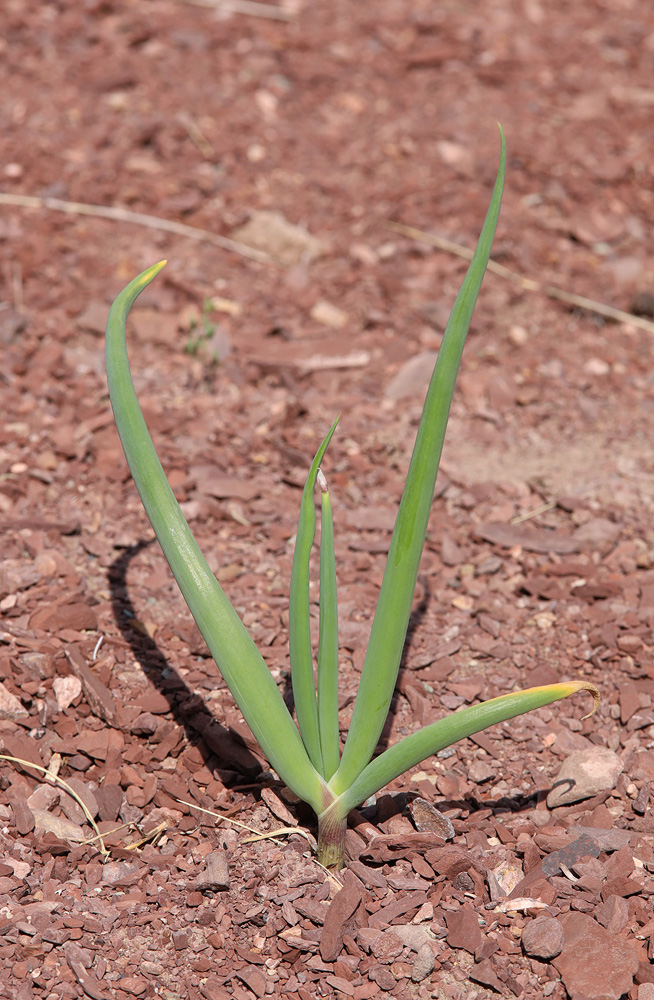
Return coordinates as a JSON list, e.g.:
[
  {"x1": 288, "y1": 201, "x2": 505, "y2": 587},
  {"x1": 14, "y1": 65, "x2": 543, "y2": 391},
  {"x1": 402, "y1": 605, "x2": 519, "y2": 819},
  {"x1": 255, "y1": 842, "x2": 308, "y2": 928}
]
[{"x1": 316, "y1": 809, "x2": 347, "y2": 870}]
